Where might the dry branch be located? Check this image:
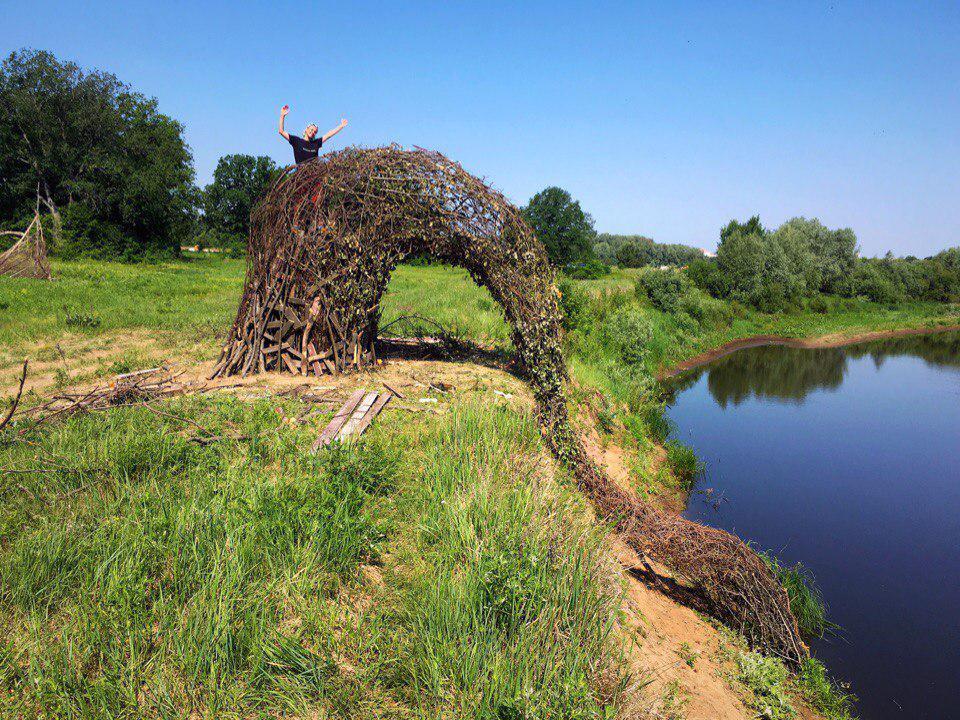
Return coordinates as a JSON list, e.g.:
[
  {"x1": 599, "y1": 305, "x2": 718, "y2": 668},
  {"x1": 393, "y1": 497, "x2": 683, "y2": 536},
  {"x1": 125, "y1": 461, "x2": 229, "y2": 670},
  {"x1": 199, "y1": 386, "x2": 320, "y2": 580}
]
[
  {"x1": 0, "y1": 360, "x2": 28, "y2": 432},
  {"x1": 0, "y1": 213, "x2": 51, "y2": 280}
]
